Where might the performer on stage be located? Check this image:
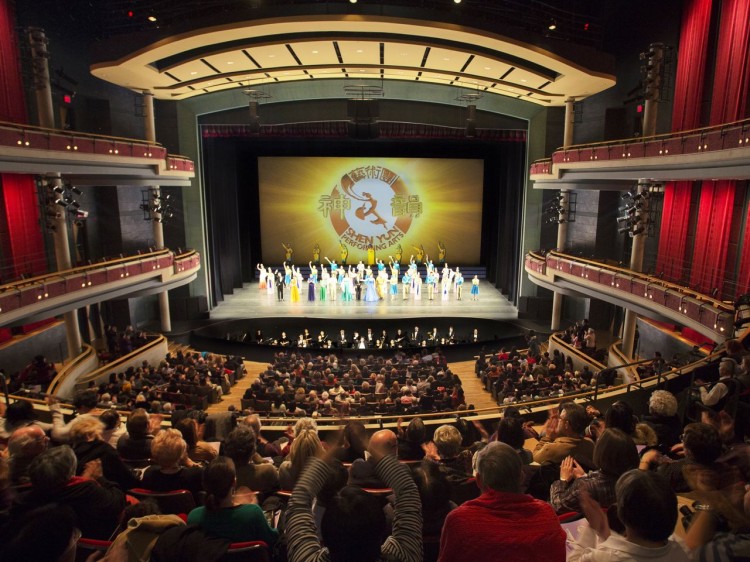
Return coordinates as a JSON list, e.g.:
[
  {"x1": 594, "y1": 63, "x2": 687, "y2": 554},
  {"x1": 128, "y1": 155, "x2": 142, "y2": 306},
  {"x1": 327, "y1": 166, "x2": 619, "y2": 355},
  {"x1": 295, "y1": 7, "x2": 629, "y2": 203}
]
[
  {"x1": 441, "y1": 271, "x2": 450, "y2": 301},
  {"x1": 338, "y1": 330, "x2": 347, "y2": 348},
  {"x1": 414, "y1": 270, "x2": 422, "y2": 300},
  {"x1": 308, "y1": 262, "x2": 318, "y2": 283},
  {"x1": 307, "y1": 276, "x2": 316, "y2": 302},
  {"x1": 284, "y1": 264, "x2": 292, "y2": 287},
  {"x1": 278, "y1": 331, "x2": 290, "y2": 346},
  {"x1": 366, "y1": 243, "x2": 375, "y2": 266},
  {"x1": 265, "y1": 266, "x2": 275, "y2": 295},
  {"x1": 303, "y1": 328, "x2": 312, "y2": 347},
  {"x1": 355, "y1": 278, "x2": 363, "y2": 301},
  {"x1": 339, "y1": 240, "x2": 349, "y2": 265},
  {"x1": 290, "y1": 271, "x2": 301, "y2": 303},
  {"x1": 319, "y1": 266, "x2": 328, "y2": 301},
  {"x1": 257, "y1": 263, "x2": 267, "y2": 290},
  {"x1": 455, "y1": 270, "x2": 464, "y2": 301},
  {"x1": 389, "y1": 271, "x2": 399, "y2": 300},
  {"x1": 282, "y1": 242, "x2": 294, "y2": 265},
  {"x1": 364, "y1": 272, "x2": 378, "y2": 302},
  {"x1": 312, "y1": 243, "x2": 321, "y2": 265},
  {"x1": 317, "y1": 330, "x2": 328, "y2": 347},
  {"x1": 341, "y1": 269, "x2": 354, "y2": 301},
  {"x1": 275, "y1": 270, "x2": 284, "y2": 301},
  {"x1": 452, "y1": 267, "x2": 461, "y2": 294},
  {"x1": 402, "y1": 271, "x2": 410, "y2": 300},
  {"x1": 426, "y1": 269, "x2": 435, "y2": 301},
  {"x1": 376, "y1": 269, "x2": 387, "y2": 300},
  {"x1": 471, "y1": 275, "x2": 480, "y2": 300},
  {"x1": 328, "y1": 269, "x2": 338, "y2": 301}
]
